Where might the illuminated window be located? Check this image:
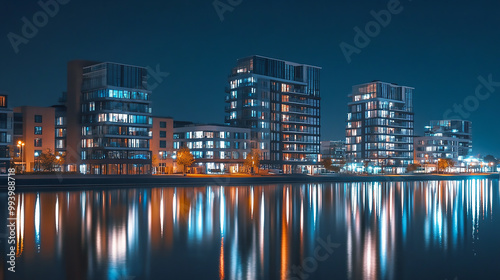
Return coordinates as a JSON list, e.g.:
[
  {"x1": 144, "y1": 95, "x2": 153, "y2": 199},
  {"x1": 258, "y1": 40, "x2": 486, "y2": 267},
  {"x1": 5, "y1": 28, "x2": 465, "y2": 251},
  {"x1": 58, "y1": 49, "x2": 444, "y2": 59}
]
[
  {"x1": 281, "y1": 84, "x2": 291, "y2": 92},
  {"x1": 55, "y1": 128, "x2": 66, "y2": 137},
  {"x1": 98, "y1": 114, "x2": 107, "y2": 122},
  {"x1": 56, "y1": 139, "x2": 65, "y2": 149},
  {"x1": 194, "y1": 131, "x2": 203, "y2": 139},
  {"x1": 56, "y1": 117, "x2": 65, "y2": 126},
  {"x1": 204, "y1": 132, "x2": 213, "y2": 138},
  {"x1": 206, "y1": 151, "x2": 214, "y2": 159},
  {"x1": 193, "y1": 141, "x2": 203, "y2": 149},
  {"x1": 34, "y1": 138, "x2": 42, "y2": 147},
  {"x1": 206, "y1": 141, "x2": 214, "y2": 148},
  {"x1": 34, "y1": 126, "x2": 42, "y2": 135}
]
